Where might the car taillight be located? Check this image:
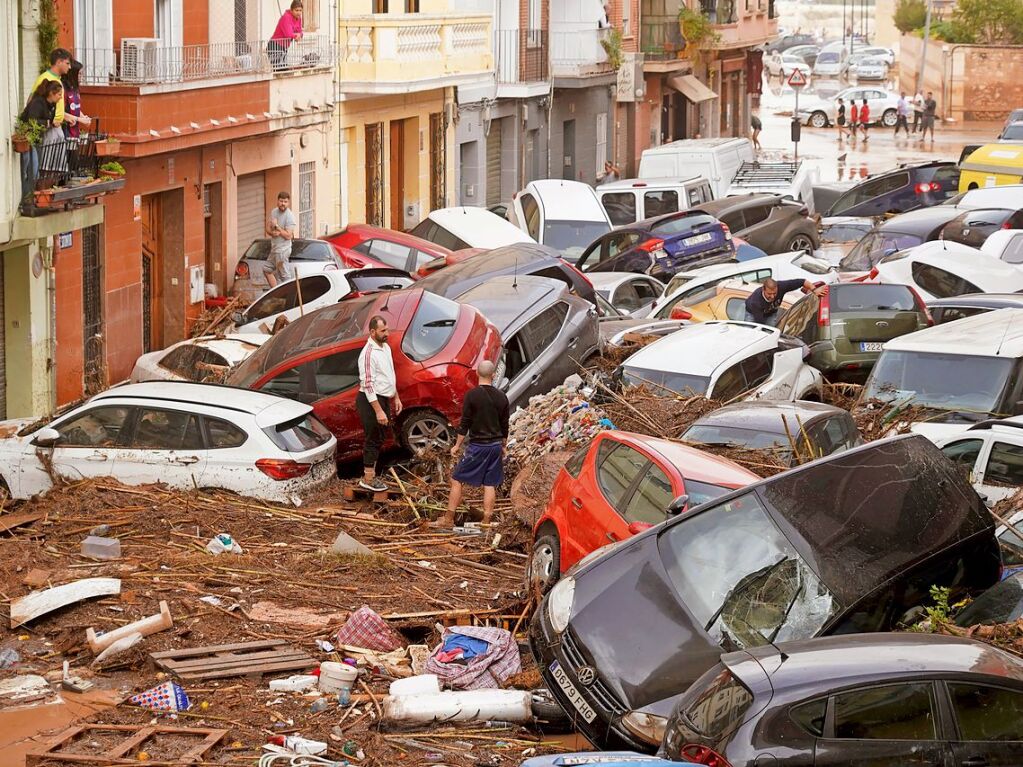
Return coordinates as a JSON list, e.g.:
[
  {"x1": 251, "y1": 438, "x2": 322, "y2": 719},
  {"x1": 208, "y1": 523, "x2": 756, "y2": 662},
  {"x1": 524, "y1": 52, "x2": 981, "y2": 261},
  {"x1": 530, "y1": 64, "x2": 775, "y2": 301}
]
[
  {"x1": 670, "y1": 306, "x2": 692, "y2": 320},
  {"x1": 235, "y1": 261, "x2": 249, "y2": 279},
  {"x1": 681, "y1": 744, "x2": 733, "y2": 767},
  {"x1": 341, "y1": 290, "x2": 365, "y2": 301},
  {"x1": 914, "y1": 182, "x2": 941, "y2": 194},
  {"x1": 637, "y1": 237, "x2": 666, "y2": 253},
  {"x1": 817, "y1": 291, "x2": 830, "y2": 325},
  {"x1": 565, "y1": 261, "x2": 594, "y2": 289},
  {"x1": 255, "y1": 459, "x2": 312, "y2": 480},
  {"x1": 907, "y1": 286, "x2": 934, "y2": 325},
  {"x1": 721, "y1": 223, "x2": 732, "y2": 240},
  {"x1": 868, "y1": 266, "x2": 880, "y2": 280}
]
